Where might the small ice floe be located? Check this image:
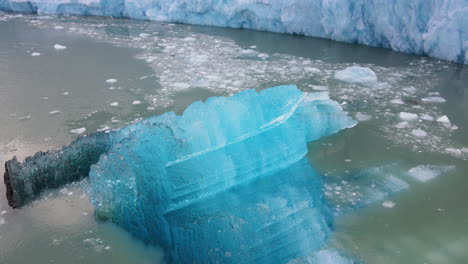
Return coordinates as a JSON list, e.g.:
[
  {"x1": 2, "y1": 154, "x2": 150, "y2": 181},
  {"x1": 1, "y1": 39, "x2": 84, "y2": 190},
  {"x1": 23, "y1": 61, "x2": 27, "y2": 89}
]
[
  {"x1": 139, "y1": 75, "x2": 148, "y2": 80},
  {"x1": 355, "y1": 112, "x2": 371, "y2": 122},
  {"x1": 0, "y1": 217, "x2": 5, "y2": 225},
  {"x1": 407, "y1": 165, "x2": 455, "y2": 182},
  {"x1": 446, "y1": 148, "x2": 462, "y2": 155},
  {"x1": 399, "y1": 112, "x2": 418, "y2": 121},
  {"x1": 411, "y1": 129, "x2": 427, "y2": 137},
  {"x1": 63, "y1": 92, "x2": 69, "y2": 96},
  {"x1": 31, "y1": 52, "x2": 41, "y2": 56},
  {"x1": 97, "y1": 126, "x2": 111, "y2": 132},
  {"x1": 436, "y1": 115, "x2": 450, "y2": 124},
  {"x1": 18, "y1": 115, "x2": 31, "y2": 120},
  {"x1": 382, "y1": 201, "x2": 396, "y2": 208},
  {"x1": 139, "y1": 33, "x2": 150, "y2": 38},
  {"x1": 106, "y1": 79, "x2": 117, "y2": 84},
  {"x1": 310, "y1": 85, "x2": 329, "y2": 91},
  {"x1": 54, "y1": 44, "x2": 67, "y2": 50},
  {"x1": 48, "y1": 110, "x2": 60, "y2": 115},
  {"x1": 108, "y1": 87, "x2": 116, "y2": 90},
  {"x1": 183, "y1": 37, "x2": 196, "y2": 42},
  {"x1": 334, "y1": 66, "x2": 377, "y2": 83},
  {"x1": 70, "y1": 127, "x2": 86, "y2": 134},
  {"x1": 54, "y1": 26, "x2": 64, "y2": 30},
  {"x1": 304, "y1": 67, "x2": 321, "y2": 73},
  {"x1": 257, "y1": 53, "x2": 269, "y2": 60},
  {"x1": 390, "y1": 99, "x2": 404, "y2": 105},
  {"x1": 132, "y1": 100, "x2": 142, "y2": 105},
  {"x1": 109, "y1": 102, "x2": 119, "y2": 107},
  {"x1": 395, "y1": 121, "x2": 409, "y2": 129},
  {"x1": 173, "y1": 82, "x2": 191, "y2": 91},
  {"x1": 422, "y1": 97, "x2": 446, "y2": 103},
  {"x1": 420, "y1": 114, "x2": 434, "y2": 121},
  {"x1": 403, "y1": 86, "x2": 417, "y2": 93},
  {"x1": 1, "y1": 210, "x2": 7, "y2": 215},
  {"x1": 40, "y1": 96, "x2": 49, "y2": 100},
  {"x1": 147, "y1": 106, "x2": 155, "y2": 111},
  {"x1": 462, "y1": 148, "x2": 468, "y2": 153}
]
